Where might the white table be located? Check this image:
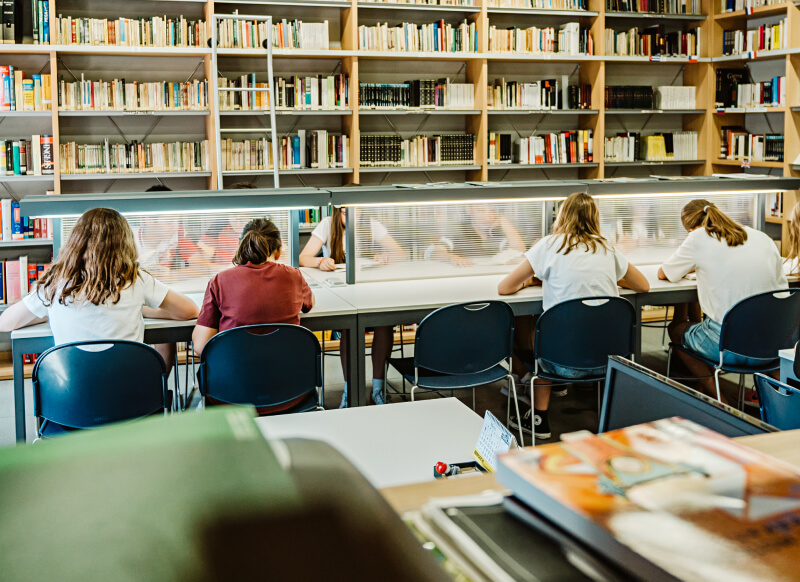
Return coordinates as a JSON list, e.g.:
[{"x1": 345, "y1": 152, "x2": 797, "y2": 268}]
[
  {"x1": 780, "y1": 349, "x2": 799, "y2": 385},
  {"x1": 257, "y1": 398, "x2": 484, "y2": 489}
]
